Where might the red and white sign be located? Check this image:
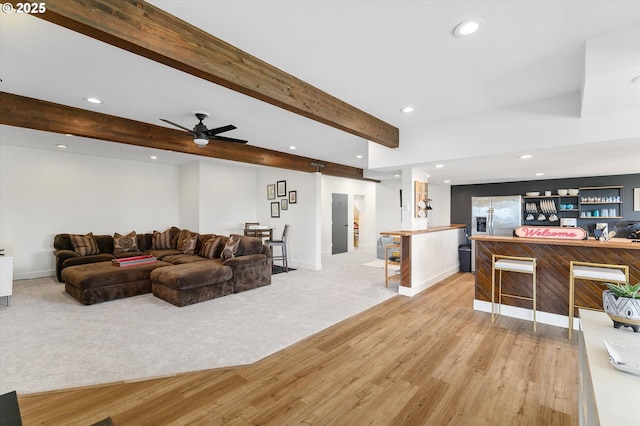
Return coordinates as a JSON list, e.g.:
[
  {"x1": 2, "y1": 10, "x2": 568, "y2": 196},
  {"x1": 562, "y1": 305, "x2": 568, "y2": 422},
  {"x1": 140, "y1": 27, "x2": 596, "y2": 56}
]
[{"x1": 514, "y1": 226, "x2": 587, "y2": 240}]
